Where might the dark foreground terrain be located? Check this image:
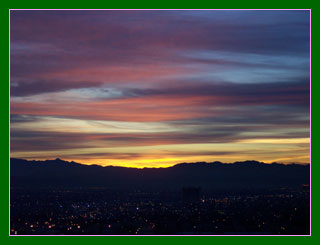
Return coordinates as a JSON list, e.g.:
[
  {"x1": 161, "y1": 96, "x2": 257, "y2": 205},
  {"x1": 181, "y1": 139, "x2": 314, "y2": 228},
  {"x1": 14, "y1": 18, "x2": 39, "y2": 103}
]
[
  {"x1": 10, "y1": 188, "x2": 310, "y2": 235},
  {"x1": 10, "y1": 159, "x2": 310, "y2": 235}
]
